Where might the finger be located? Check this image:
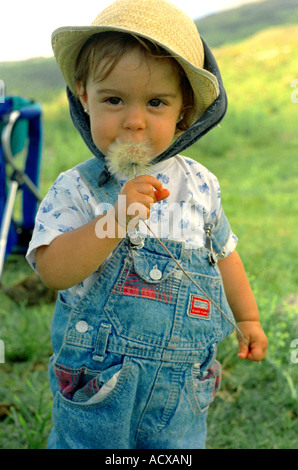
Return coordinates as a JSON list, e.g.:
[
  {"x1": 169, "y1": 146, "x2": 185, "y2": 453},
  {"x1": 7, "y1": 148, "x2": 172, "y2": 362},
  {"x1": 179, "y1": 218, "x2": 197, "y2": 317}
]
[
  {"x1": 134, "y1": 191, "x2": 158, "y2": 208},
  {"x1": 238, "y1": 343, "x2": 249, "y2": 359},
  {"x1": 237, "y1": 330, "x2": 249, "y2": 359},
  {"x1": 130, "y1": 182, "x2": 161, "y2": 199},
  {"x1": 133, "y1": 175, "x2": 164, "y2": 192},
  {"x1": 246, "y1": 344, "x2": 267, "y2": 362}
]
